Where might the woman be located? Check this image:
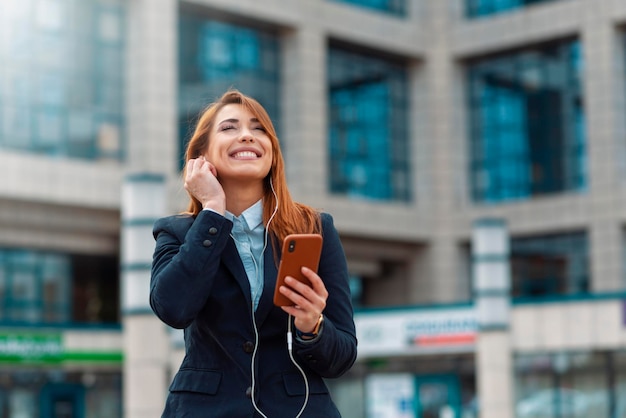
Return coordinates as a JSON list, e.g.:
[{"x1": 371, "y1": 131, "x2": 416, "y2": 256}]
[{"x1": 150, "y1": 89, "x2": 357, "y2": 417}]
